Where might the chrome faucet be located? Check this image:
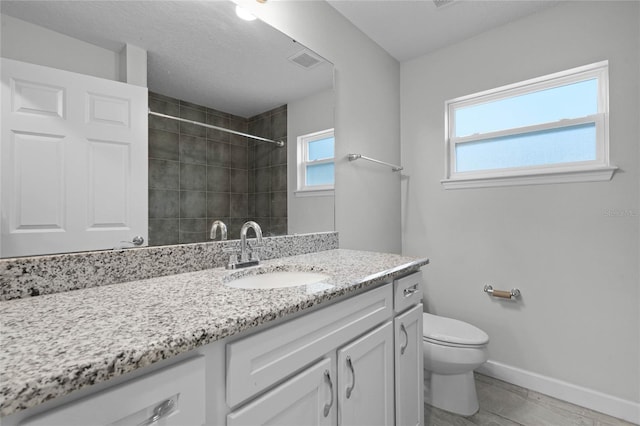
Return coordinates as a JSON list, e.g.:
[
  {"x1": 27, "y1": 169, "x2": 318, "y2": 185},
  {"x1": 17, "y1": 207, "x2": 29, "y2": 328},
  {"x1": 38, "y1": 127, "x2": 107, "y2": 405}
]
[
  {"x1": 240, "y1": 221, "x2": 263, "y2": 263},
  {"x1": 210, "y1": 220, "x2": 227, "y2": 241},
  {"x1": 225, "y1": 221, "x2": 263, "y2": 269}
]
